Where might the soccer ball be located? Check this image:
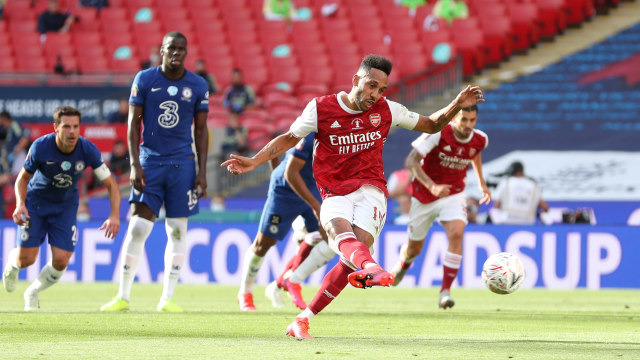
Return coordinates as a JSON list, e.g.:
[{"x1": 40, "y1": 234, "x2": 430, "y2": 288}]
[{"x1": 481, "y1": 252, "x2": 525, "y2": 294}]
